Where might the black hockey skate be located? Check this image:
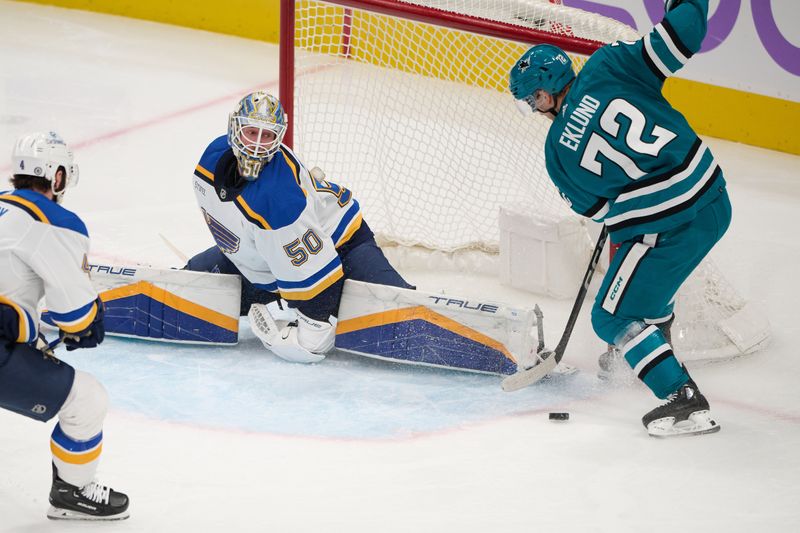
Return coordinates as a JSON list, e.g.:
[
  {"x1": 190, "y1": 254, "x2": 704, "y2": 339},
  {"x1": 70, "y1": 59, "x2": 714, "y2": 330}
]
[
  {"x1": 47, "y1": 464, "x2": 130, "y2": 520},
  {"x1": 642, "y1": 379, "x2": 721, "y2": 438}
]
